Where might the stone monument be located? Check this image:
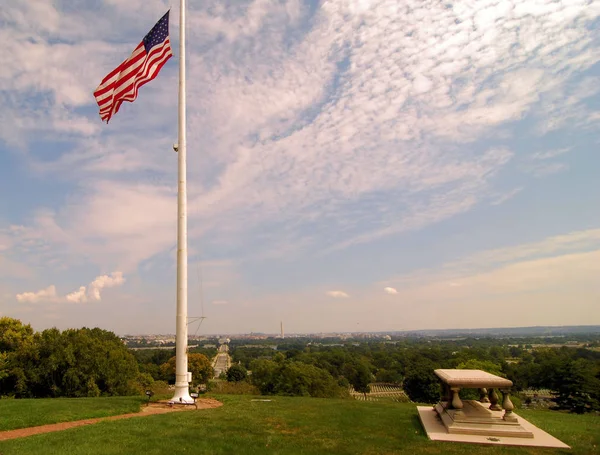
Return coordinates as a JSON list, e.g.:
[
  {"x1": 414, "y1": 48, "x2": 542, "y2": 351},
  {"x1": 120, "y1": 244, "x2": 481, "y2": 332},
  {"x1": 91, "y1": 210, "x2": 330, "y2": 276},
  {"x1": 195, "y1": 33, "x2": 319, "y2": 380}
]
[
  {"x1": 432, "y1": 369, "x2": 532, "y2": 438},
  {"x1": 417, "y1": 368, "x2": 570, "y2": 448}
]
